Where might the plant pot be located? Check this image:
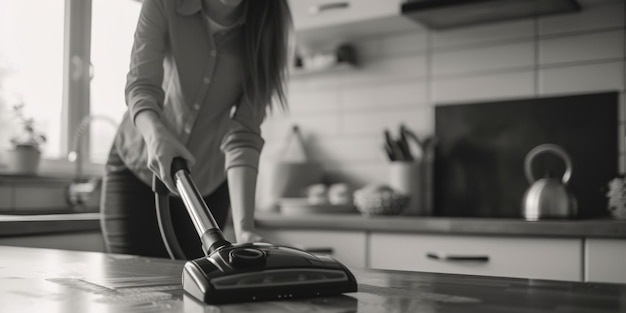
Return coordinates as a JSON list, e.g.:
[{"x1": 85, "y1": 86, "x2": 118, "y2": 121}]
[{"x1": 5, "y1": 146, "x2": 41, "y2": 175}]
